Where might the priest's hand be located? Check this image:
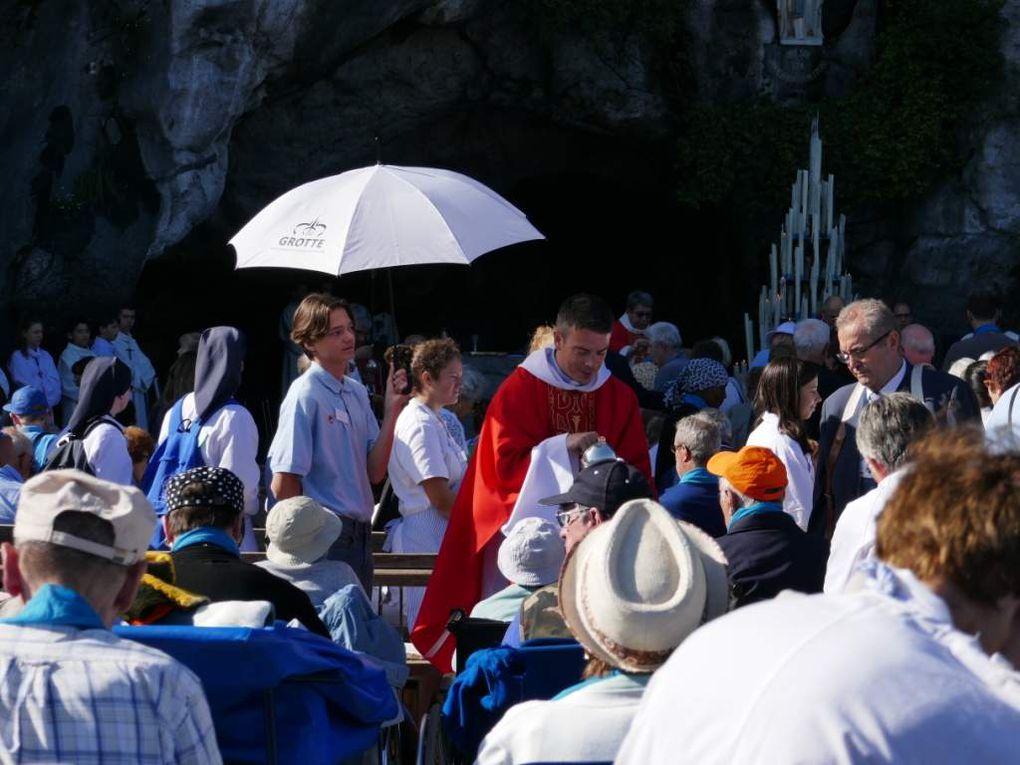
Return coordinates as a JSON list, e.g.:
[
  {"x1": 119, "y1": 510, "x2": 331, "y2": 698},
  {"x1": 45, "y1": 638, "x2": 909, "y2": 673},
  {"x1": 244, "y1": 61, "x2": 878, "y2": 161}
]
[{"x1": 566, "y1": 431, "x2": 600, "y2": 455}]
